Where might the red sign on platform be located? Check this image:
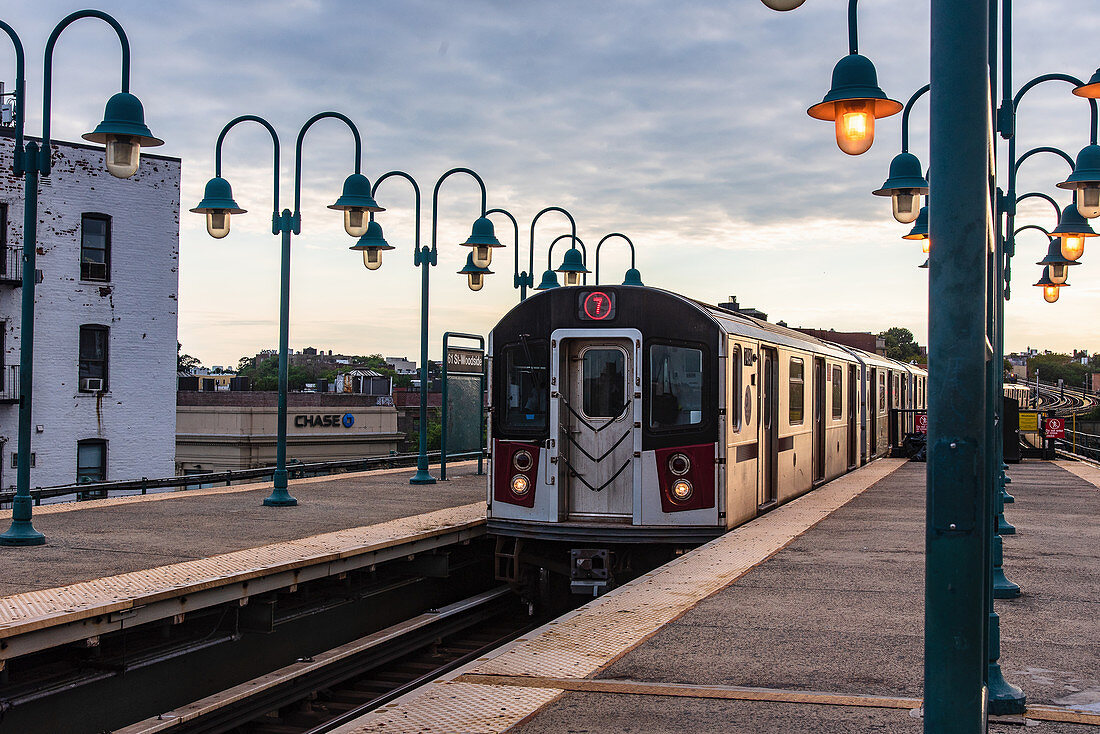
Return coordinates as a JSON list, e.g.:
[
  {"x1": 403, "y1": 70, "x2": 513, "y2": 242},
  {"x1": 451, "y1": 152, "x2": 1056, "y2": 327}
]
[
  {"x1": 1044, "y1": 417, "x2": 1065, "y2": 439},
  {"x1": 915, "y1": 413, "x2": 928, "y2": 434}
]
